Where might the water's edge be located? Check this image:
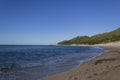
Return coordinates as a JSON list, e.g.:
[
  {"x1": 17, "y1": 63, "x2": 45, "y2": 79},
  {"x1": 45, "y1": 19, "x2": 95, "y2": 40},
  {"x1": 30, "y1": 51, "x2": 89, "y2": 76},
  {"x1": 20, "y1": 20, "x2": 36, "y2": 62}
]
[{"x1": 40, "y1": 46, "x2": 108, "y2": 79}]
